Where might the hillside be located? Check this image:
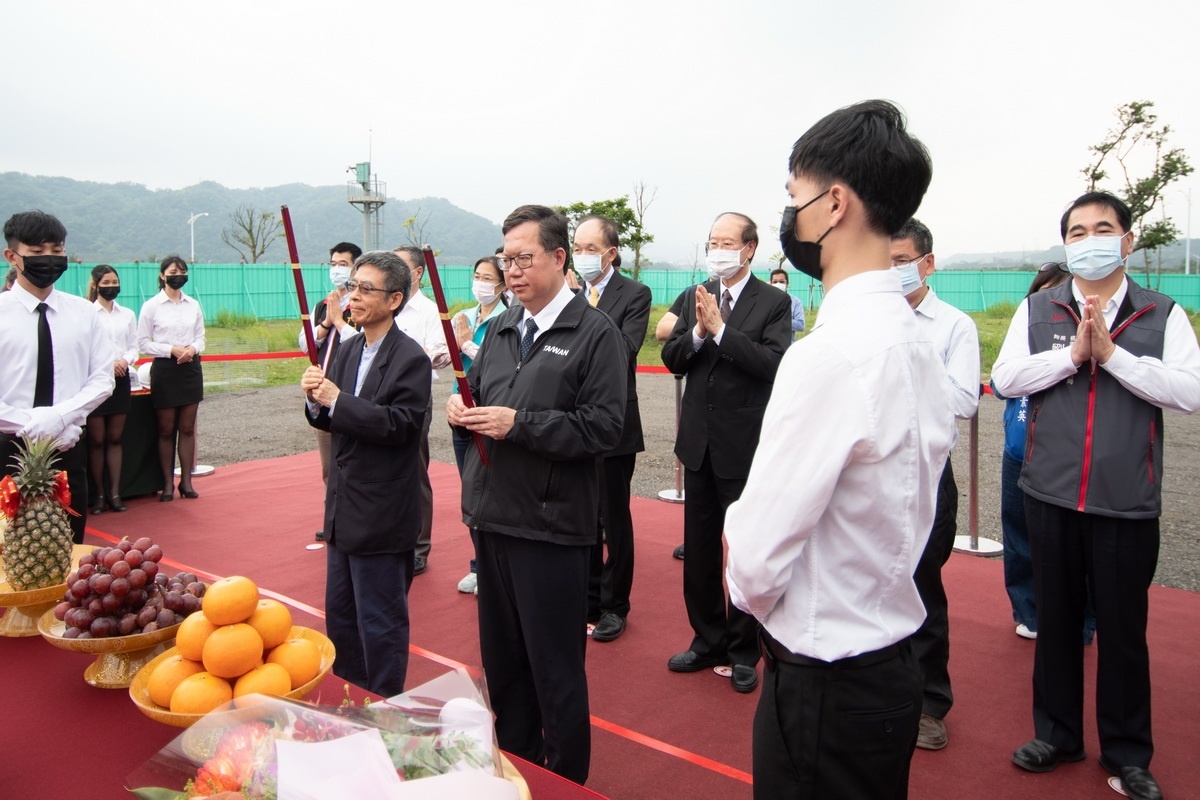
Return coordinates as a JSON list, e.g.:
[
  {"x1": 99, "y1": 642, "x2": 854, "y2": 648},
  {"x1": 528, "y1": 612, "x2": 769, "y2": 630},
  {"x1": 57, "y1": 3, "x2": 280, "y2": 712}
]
[{"x1": 0, "y1": 173, "x2": 502, "y2": 265}]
